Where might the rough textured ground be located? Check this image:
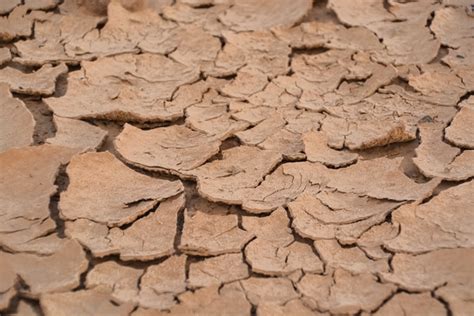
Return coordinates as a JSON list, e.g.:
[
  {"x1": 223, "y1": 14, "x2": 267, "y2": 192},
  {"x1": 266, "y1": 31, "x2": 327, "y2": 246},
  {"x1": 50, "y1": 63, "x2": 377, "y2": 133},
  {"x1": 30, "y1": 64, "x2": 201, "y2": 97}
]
[{"x1": 0, "y1": 0, "x2": 473, "y2": 315}]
